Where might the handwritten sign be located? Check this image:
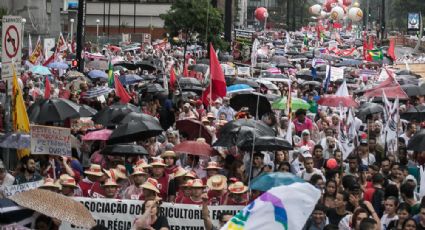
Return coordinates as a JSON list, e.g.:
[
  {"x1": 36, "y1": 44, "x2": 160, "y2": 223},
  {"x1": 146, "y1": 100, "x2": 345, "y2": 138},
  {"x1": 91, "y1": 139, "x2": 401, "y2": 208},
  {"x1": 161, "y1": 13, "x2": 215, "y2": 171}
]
[
  {"x1": 2, "y1": 180, "x2": 43, "y2": 197},
  {"x1": 31, "y1": 125, "x2": 72, "y2": 156},
  {"x1": 330, "y1": 66, "x2": 344, "y2": 81}
]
